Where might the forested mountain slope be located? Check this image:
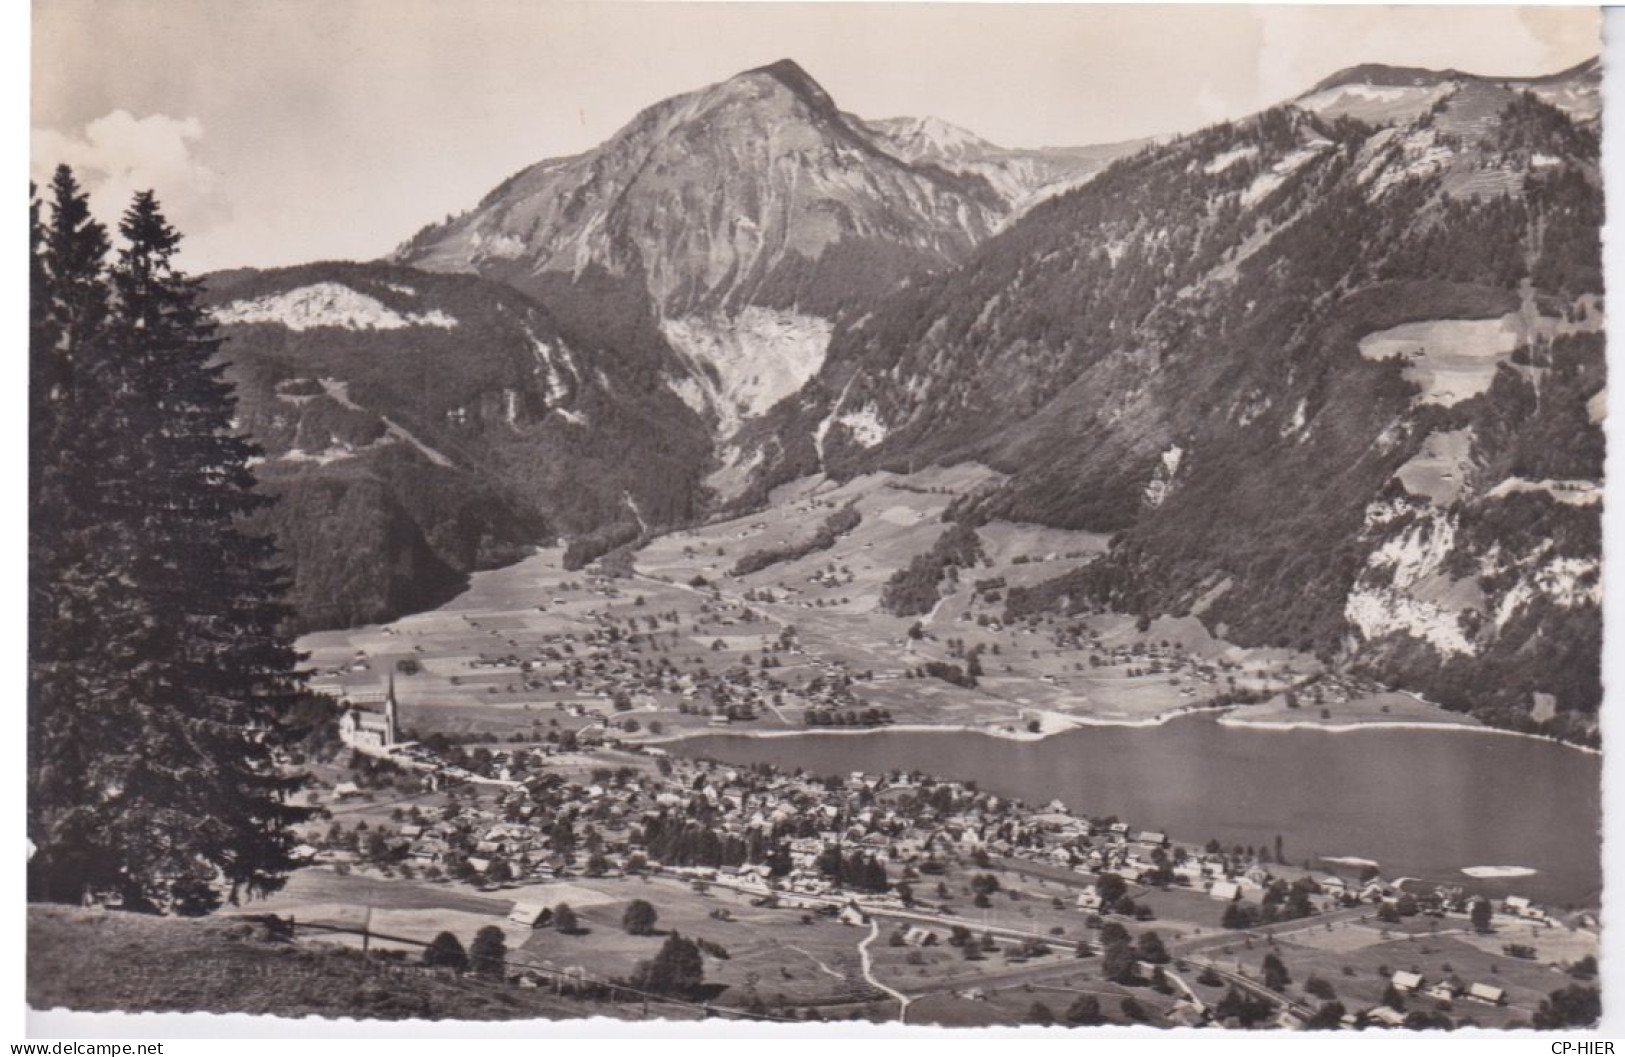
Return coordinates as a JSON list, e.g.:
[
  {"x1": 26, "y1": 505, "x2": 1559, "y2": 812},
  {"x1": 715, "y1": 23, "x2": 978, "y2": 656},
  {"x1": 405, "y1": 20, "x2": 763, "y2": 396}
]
[
  {"x1": 205, "y1": 262, "x2": 711, "y2": 629},
  {"x1": 732, "y1": 63, "x2": 1603, "y2": 740}
]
